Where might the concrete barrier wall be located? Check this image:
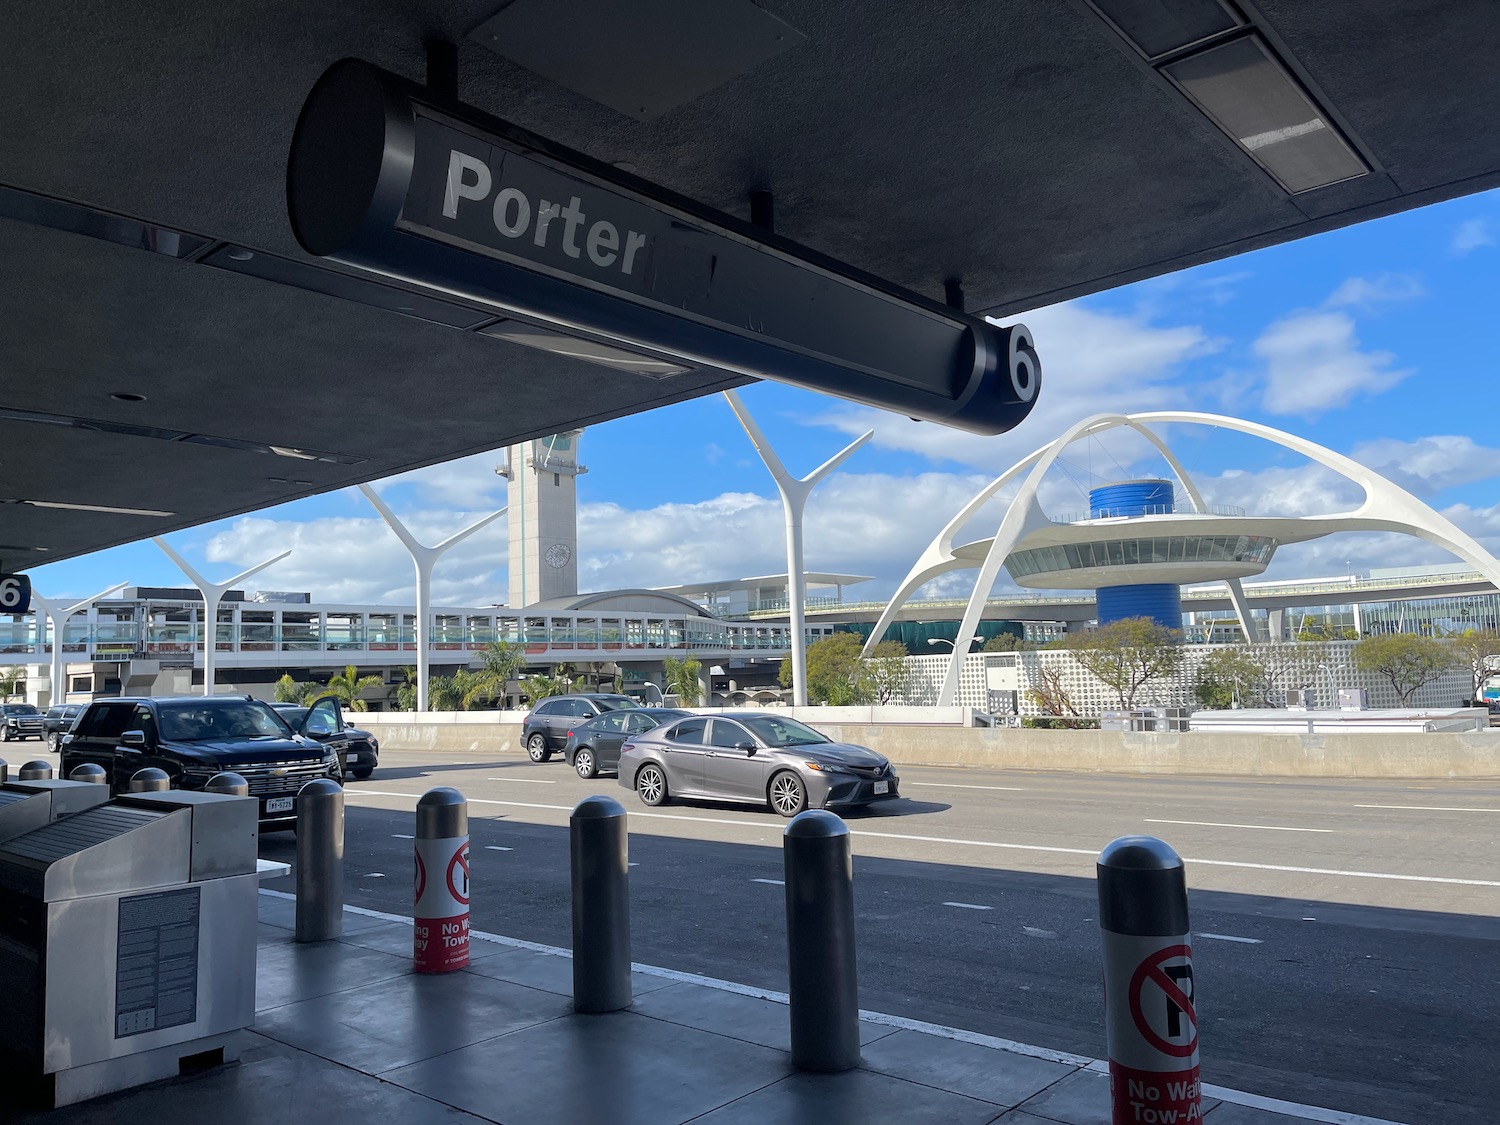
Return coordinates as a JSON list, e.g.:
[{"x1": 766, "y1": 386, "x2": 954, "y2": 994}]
[{"x1": 354, "y1": 714, "x2": 1500, "y2": 778}]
